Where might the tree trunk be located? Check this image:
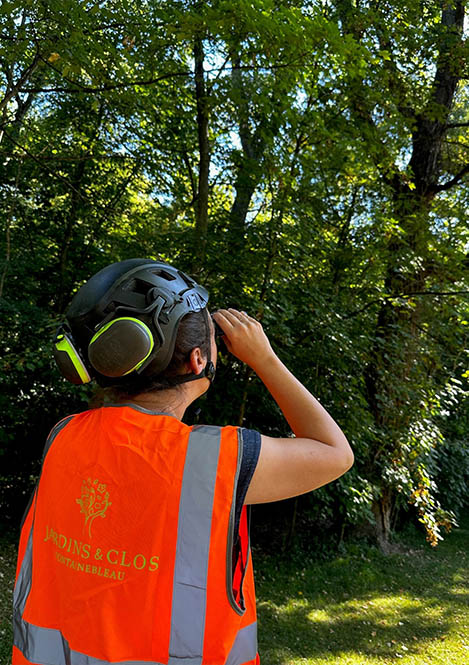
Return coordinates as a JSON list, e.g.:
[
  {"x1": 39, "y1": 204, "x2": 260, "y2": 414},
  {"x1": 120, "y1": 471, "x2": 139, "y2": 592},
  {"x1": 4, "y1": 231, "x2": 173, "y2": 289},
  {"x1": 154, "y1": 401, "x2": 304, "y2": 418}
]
[
  {"x1": 372, "y1": 488, "x2": 393, "y2": 554},
  {"x1": 191, "y1": 34, "x2": 210, "y2": 274},
  {"x1": 227, "y1": 57, "x2": 266, "y2": 267},
  {"x1": 360, "y1": 1, "x2": 465, "y2": 550}
]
